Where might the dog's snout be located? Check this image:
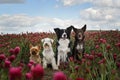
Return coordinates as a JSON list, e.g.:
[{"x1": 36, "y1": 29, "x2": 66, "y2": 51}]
[
  {"x1": 45, "y1": 43, "x2": 49, "y2": 46},
  {"x1": 63, "y1": 34, "x2": 67, "y2": 37},
  {"x1": 62, "y1": 33, "x2": 67, "y2": 38},
  {"x1": 78, "y1": 34, "x2": 81, "y2": 37},
  {"x1": 32, "y1": 51, "x2": 36, "y2": 55}
]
